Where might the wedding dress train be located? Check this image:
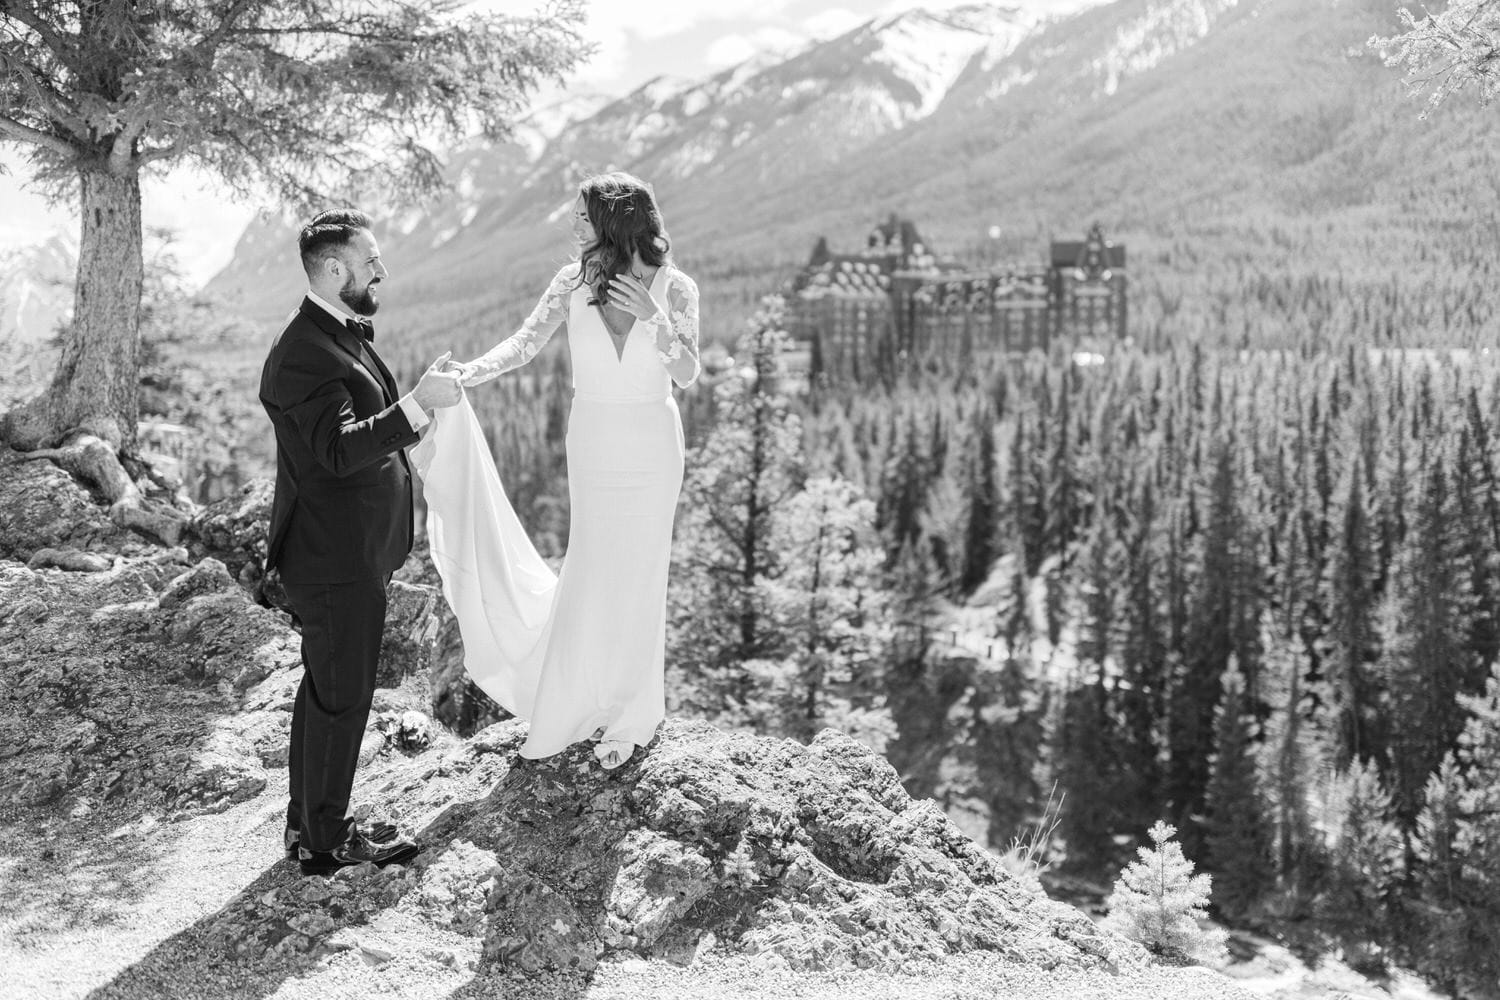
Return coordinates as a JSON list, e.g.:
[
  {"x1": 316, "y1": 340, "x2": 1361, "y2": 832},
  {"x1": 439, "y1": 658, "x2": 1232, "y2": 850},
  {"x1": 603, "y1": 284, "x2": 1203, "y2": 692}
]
[{"x1": 412, "y1": 262, "x2": 699, "y2": 760}]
